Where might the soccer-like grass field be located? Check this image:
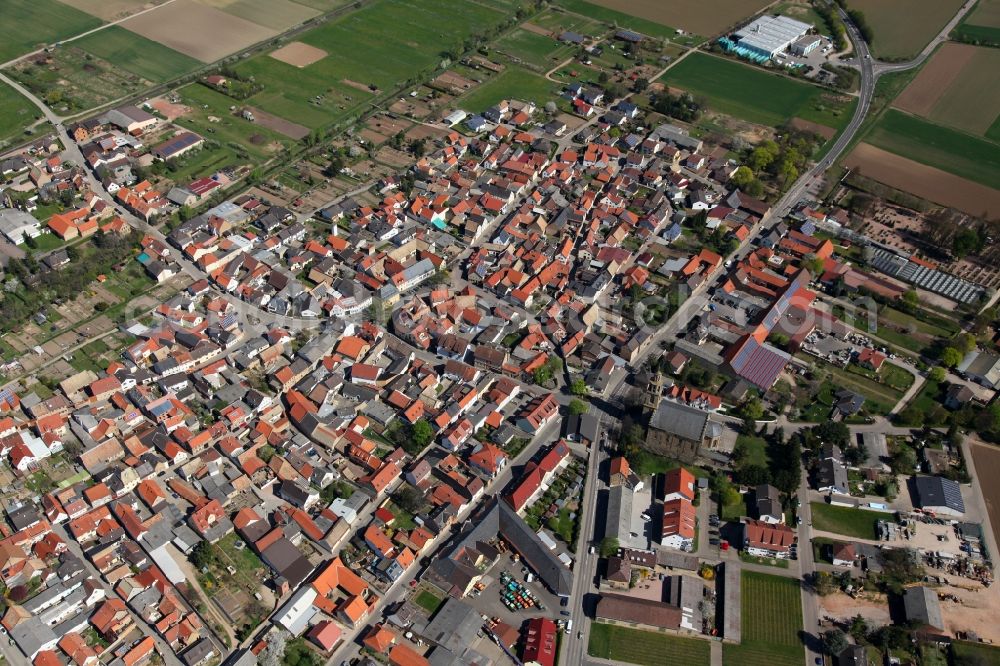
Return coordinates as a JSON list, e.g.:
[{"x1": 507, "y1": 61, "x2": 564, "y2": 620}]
[
  {"x1": 722, "y1": 571, "x2": 804, "y2": 666},
  {"x1": 866, "y1": 109, "x2": 1000, "y2": 190},
  {"x1": 459, "y1": 67, "x2": 559, "y2": 113},
  {"x1": 810, "y1": 502, "x2": 882, "y2": 540},
  {"x1": 0, "y1": 80, "x2": 41, "y2": 148},
  {"x1": 0, "y1": 0, "x2": 103, "y2": 62},
  {"x1": 72, "y1": 26, "x2": 202, "y2": 83},
  {"x1": 494, "y1": 28, "x2": 575, "y2": 69},
  {"x1": 662, "y1": 52, "x2": 855, "y2": 133},
  {"x1": 236, "y1": 0, "x2": 512, "y2": 129},
  {"x1": 588, "y1": 622, "x2": 710, "y2": 666}
]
